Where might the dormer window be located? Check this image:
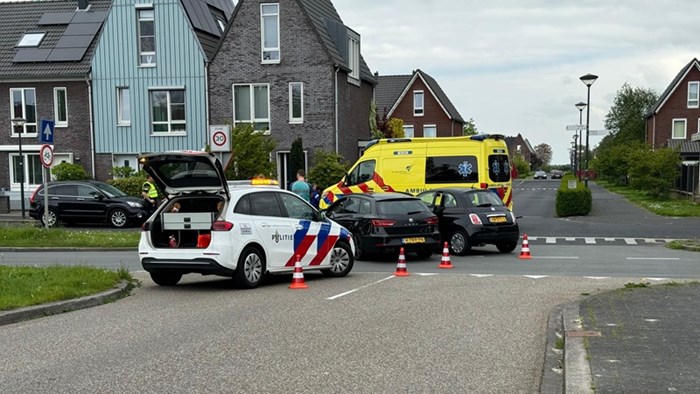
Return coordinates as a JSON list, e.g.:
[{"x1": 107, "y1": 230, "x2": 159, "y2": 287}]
[
  {"x1": 216, "y1": 18, "x2": 226, "y2": 33},
  {"x1": 347, "y1": 30, "x2": 360, "y2": 82},
  {"x1": 17, "y1": 32, "x2": 46, "y2": 47}
]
